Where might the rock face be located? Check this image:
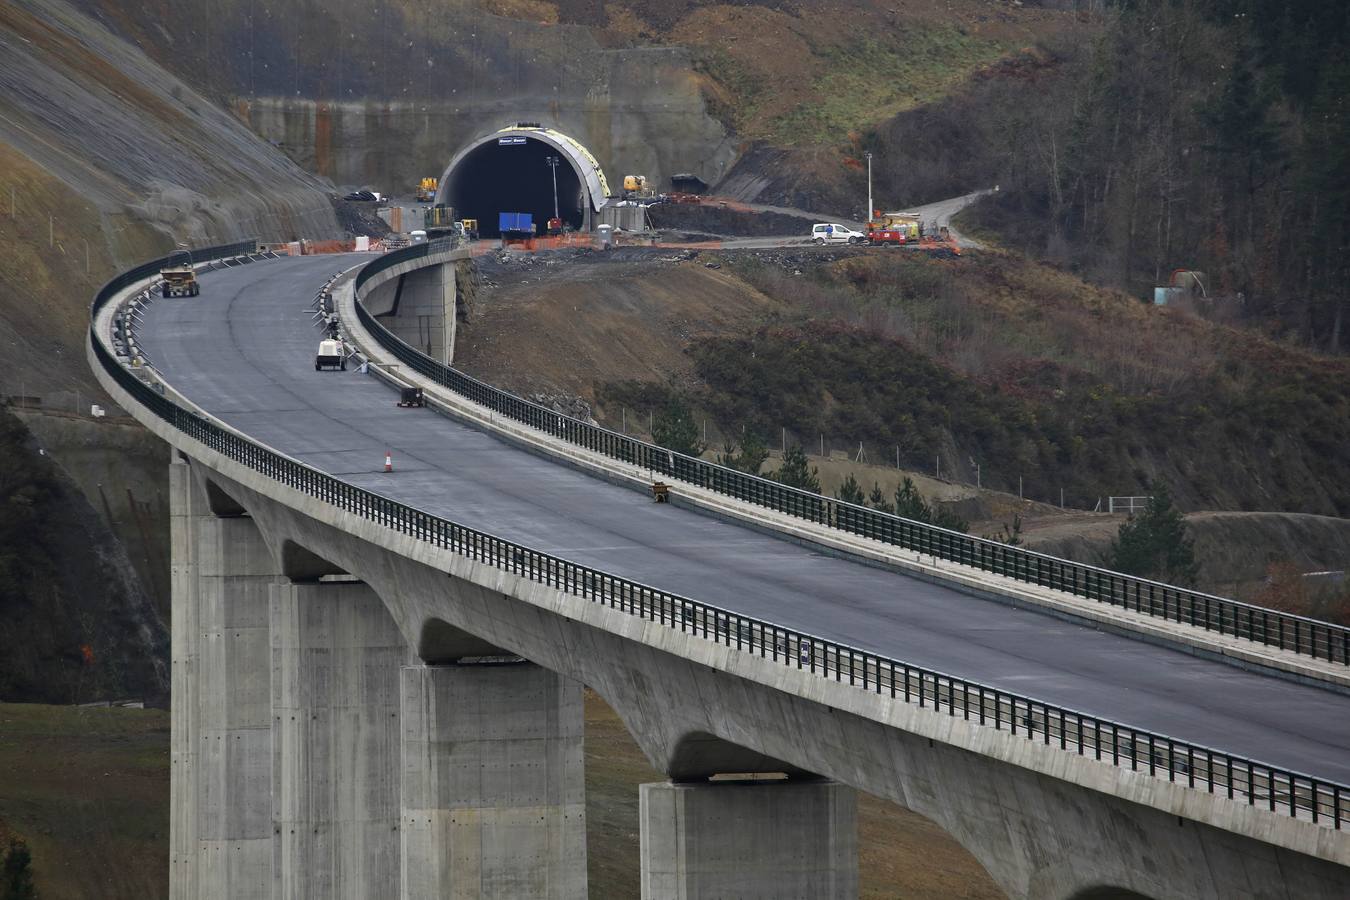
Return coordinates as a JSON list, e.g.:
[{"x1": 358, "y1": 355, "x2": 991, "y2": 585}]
[
  {"x1": 0, "y1": 0, "x2": 341, "y2": 249},
  {"x1": 65, "y1": 0, "x2": 737, "y2": 195}
]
